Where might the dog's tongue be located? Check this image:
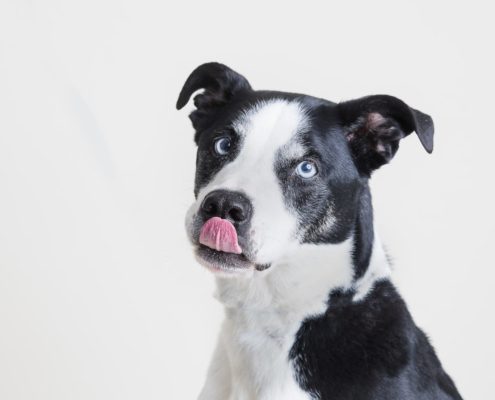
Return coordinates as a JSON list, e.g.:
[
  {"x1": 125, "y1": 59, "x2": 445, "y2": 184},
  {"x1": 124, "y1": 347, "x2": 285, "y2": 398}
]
[{"x1": 199, "y1": 217, "x2": 242, "y2": 254}]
